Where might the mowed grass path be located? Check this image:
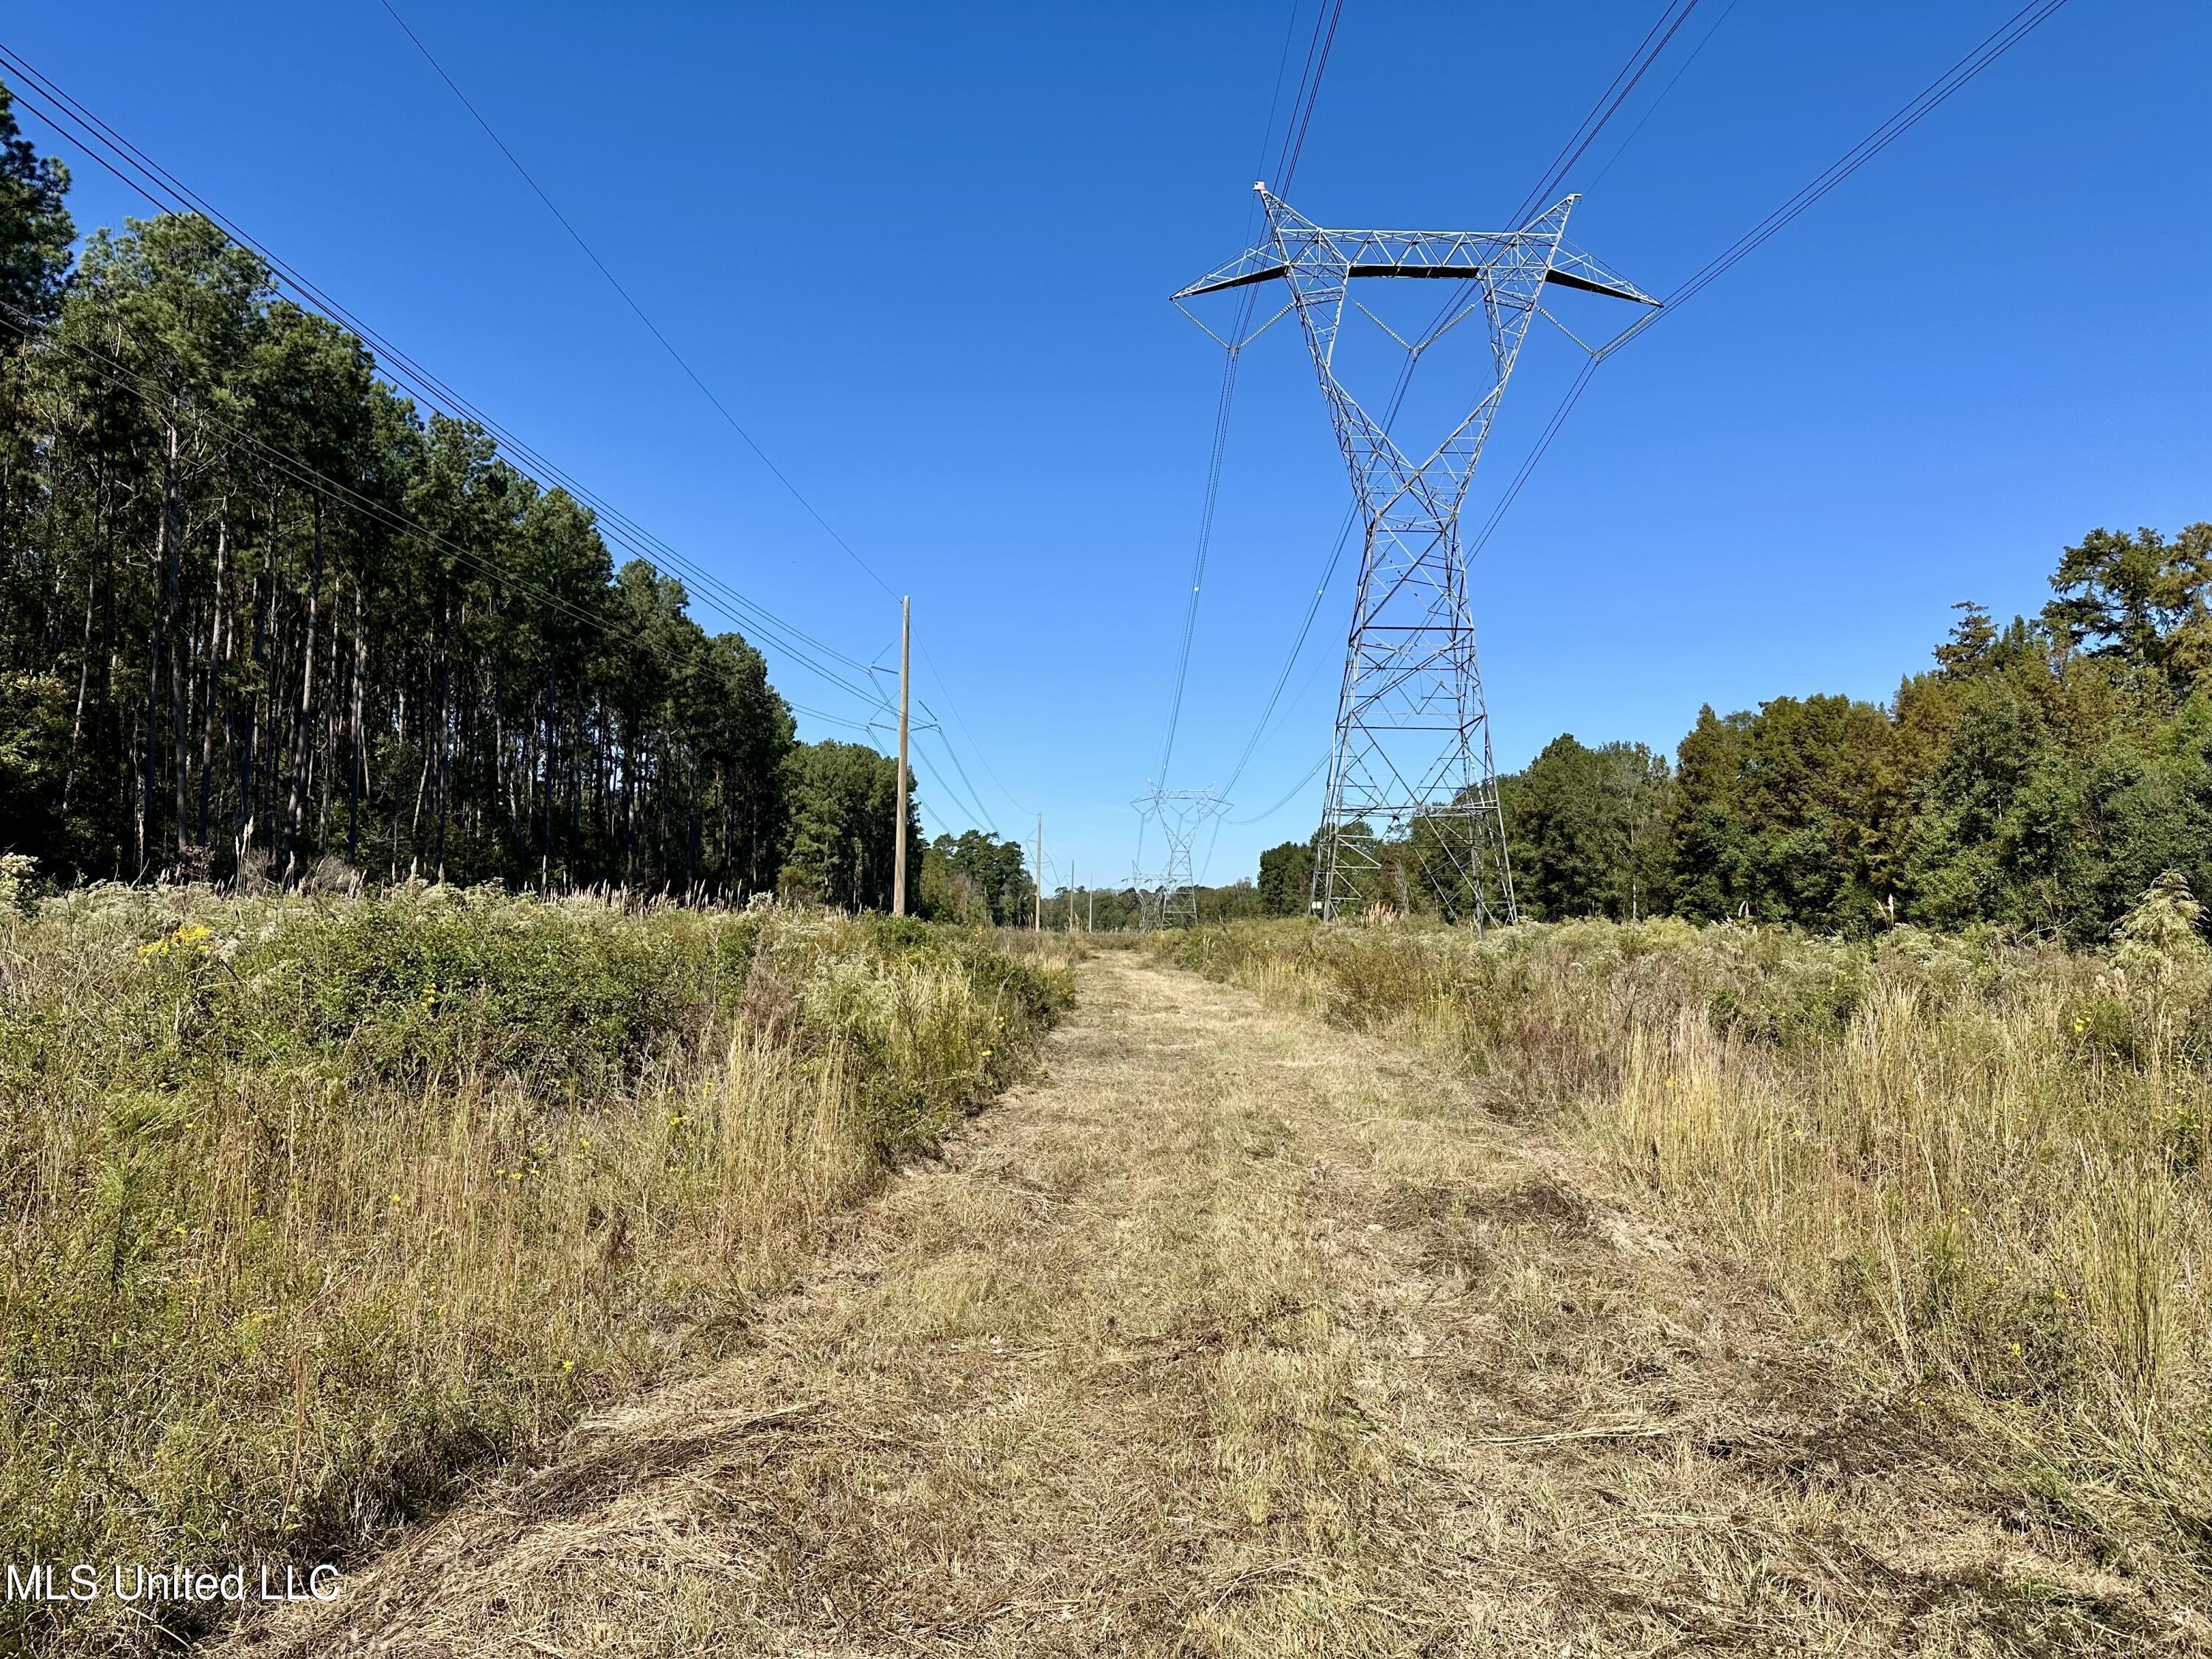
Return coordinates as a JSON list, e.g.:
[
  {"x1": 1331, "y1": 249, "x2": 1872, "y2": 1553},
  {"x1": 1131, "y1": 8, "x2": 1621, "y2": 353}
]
[{"x1": 223, "y1": 955, "x2": 2172, "y2": 1656}]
